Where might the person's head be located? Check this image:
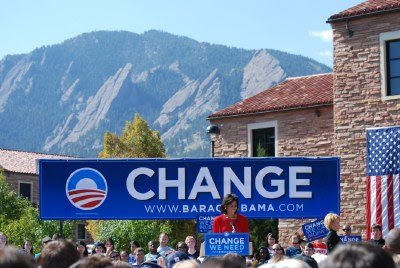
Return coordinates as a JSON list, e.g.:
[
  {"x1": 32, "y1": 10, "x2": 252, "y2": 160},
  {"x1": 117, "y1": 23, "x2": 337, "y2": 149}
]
[
  {"x1": 185, "y1": 236, "x2": 196, "y2": 249},
  {"x1": 320, "y1": 243, "x2": 395, "y2": 268},
  {"x1": 94, "y1": 242, "x2": 106, "y2": 254},
  {"x1": 200, "y1": 256, "x2": 224, "y2": 268},
  {"x1": 272, "y1": 244, "x2": 285, "y2": 256},
  {"x1": 255, "y1": 246, "x2": 270, "y2": 261},
  {"x1": 303, "y1": 242, "x2": 314, "y2": 256},
  {"x1": 130, "y1": 240, "x2": 140, "y2": 253},
  {"x1": 148, "y1": 240, "x2": 158, "y2": 253},
  {"x1": 41, "y1": 236, "x2": 52, "y2": 246},
  {"x1": 222, "y1": 253, "x2": 246, "y2": 268},
  {"x1": 266, "y1": 233, "x2": 276, "y2": 247},
  {"x1": 76, "y1": 240, "x2": 89, "y2": 257},
  {"x1": 173, "y1": 259, "x2": 199, "y2": 268},
  {"x1": 120, "y1": 250, "x2": 129, "y2": 262},
  {"x1": 39, "y1": 240, "x2": 80, "y2": 268},
  {"x1": 134, "y1": 247, "x2": 145, "y2": 264},
  {"x1": 176, "y1": 241, "x2": 188, "y2": 253},
  {"x1": 290, "y1": 233, "x2": 301, "y2": 248},
  {"x1": 109, "y1": 250, "x2": 120, "y2": 261},
  {"x1": 342, "y1": 224, "x2": 352, "y2": 236},
  {"x1": 159, "y1": 233, "x2": 169, "y2": 247},
  {"x1": 69, "y1": 254, "x2": 113, "y2": 268},
  {"x1": 0, "y1": 246, "x2": 35, "y2": 268},
  {"x1": 324, "y1": 213, "x2": 340, "y2": 231},
  {"x1": 384, "y1": 228, "x2": 400, "y2": 255},
  {"x1": 23, "y1": 240, "x2": 33, "y2": 254},
  {"x1": 104, "y1": 238, "x2": 114, "y2": 250},
  {"x1": 292, "y1": 255, "x2": 318, "y2": 268},
  {"x1": 221, "y1": 194, "x2": 239, "y2": 215},
  {"x1": 167, "y1": 251, "x2": 190, "y2": 267},
  {"x1": 371, "y1": 224, "x2": 383, "y2": 240},
  {"x1": 0, "y1": 233, "x2": 7, "y2": 248}
]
